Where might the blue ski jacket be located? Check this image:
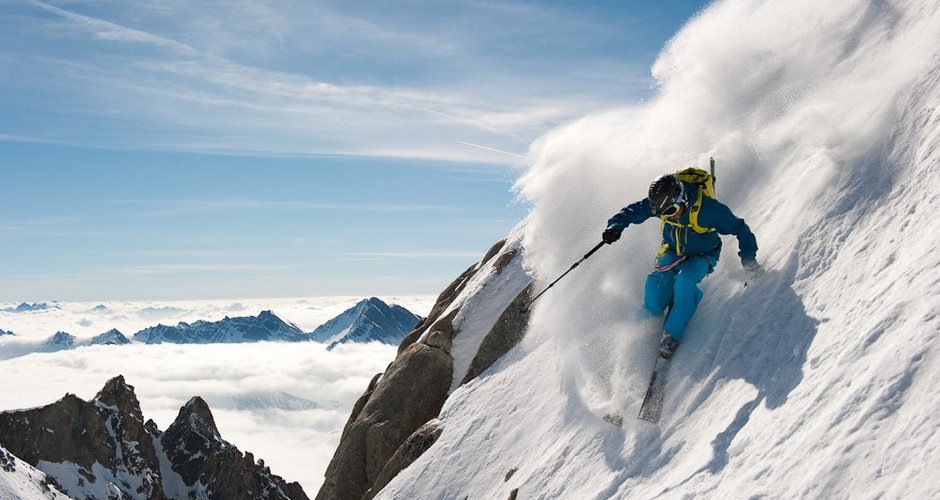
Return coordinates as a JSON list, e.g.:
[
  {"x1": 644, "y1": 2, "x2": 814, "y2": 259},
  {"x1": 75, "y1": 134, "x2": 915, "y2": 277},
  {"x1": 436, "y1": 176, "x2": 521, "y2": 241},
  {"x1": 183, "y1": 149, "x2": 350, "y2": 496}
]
[{"x1": 607, "y1": 181, "x2": 758, "y2": 264}]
